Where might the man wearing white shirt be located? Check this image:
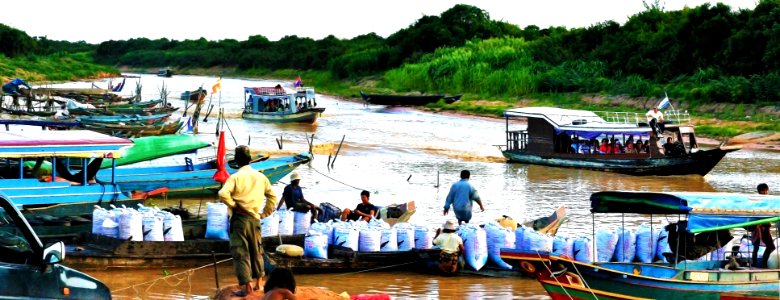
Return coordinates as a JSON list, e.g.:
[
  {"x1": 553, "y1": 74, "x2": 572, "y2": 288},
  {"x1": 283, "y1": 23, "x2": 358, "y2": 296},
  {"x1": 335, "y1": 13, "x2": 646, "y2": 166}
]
[{"x1": 646, "y1": 106, "x2": 665, "y2": 135}]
